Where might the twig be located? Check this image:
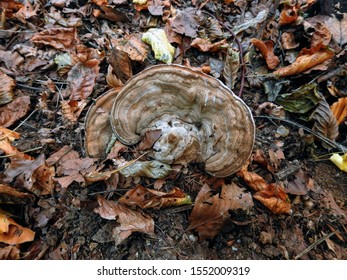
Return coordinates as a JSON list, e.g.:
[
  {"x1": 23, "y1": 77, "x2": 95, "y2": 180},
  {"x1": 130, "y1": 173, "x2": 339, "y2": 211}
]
[
  {"x1": 294, "y1": 231, "x2": 337, "y2": 260},
  {"x1": 254, "y1": 115, "x2": 347, "y2": 152},
  {"x1": 0, "y1": 146, "x2": 43, "y2": 158}
]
